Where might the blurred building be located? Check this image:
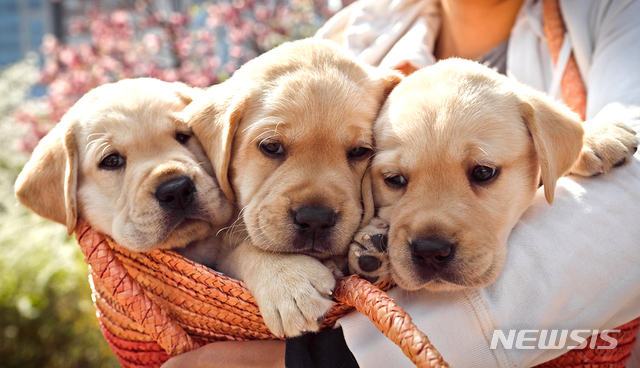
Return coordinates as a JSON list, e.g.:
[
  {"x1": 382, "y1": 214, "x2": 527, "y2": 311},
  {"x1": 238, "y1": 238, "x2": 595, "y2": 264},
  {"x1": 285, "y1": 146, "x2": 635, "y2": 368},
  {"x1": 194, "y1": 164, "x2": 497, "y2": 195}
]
[
  {"x1": 0, "y1": 0, "x2": 63, "y2": 65},
  {"x1": 0, "y1": 0, "x2": 180, "y2": 66}
]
